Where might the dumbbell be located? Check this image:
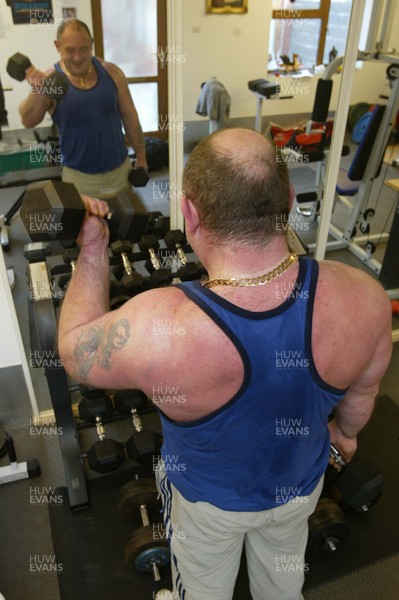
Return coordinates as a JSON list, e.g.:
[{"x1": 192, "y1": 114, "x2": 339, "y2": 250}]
[
  {"x1": 117, "y1": 478, "x2": 169, "y2": 581},
  {"x1": 327, "y1": 444, "x2": 383, "y2": 513},
  {"x1": 68, "y1": 383, "x2": 107, "y2": 399},
  {"x1": 19, "y1": 180, "x2": 149, "y2": 243},
  {"x1": 110, "y1": 239, "x2": 143, "y2": 294},
  {"x1": 6, "y1": 52, "x2": 68, "y2": 100},
  {"x1": 129, "y1": 166, "x2": 150, "y2": 187},
  {"x1": 164, "y1": 229, "x2": 200, "y2": 281},
  {"x1": 146, "y1": 212, "x2": 170, "y2": 239},
  {"x1": 307, "y1": 497, "x2": 351, "y2": 556},
  {"x1": 125, "y1": 408, "x2": 162, "y2": 464},
  {"x1": 58, "y1": 248, "x2": 79, "y2": 291},
  {"x1": 138, "y1": 235, "x2": 173, "y2": 286},
  {"x1": 113, "y1": 389, "x2": 149, "y2": 415},
  {"x1": 78, "y1": 395, "x2": 125, "y2": 473},
  {"x1": 109, "y1": 282, "x2": 131, "y2": 311}
]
